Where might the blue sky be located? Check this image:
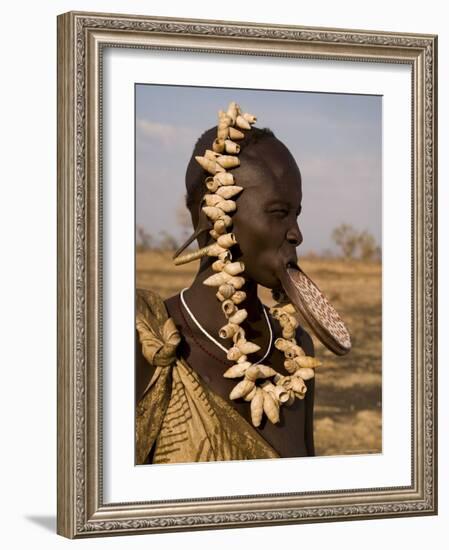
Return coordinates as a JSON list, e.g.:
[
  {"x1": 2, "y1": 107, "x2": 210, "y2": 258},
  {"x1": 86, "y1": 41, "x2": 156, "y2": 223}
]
[{"x1": 136, "y1": 84, "x2": 382, "y2": 255}]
